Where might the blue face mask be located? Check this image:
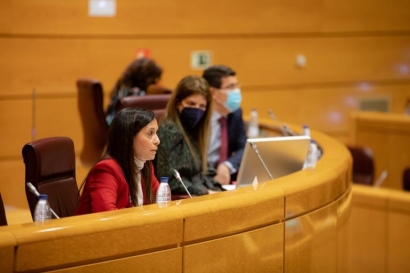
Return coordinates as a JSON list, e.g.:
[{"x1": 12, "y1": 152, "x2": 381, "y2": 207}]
[
  {"x1": 180, "y1": 107, "x2": 205, "y2": 129},
  {"x1": 224, "y1": 88, "x2": 242, "y2": 113}
]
